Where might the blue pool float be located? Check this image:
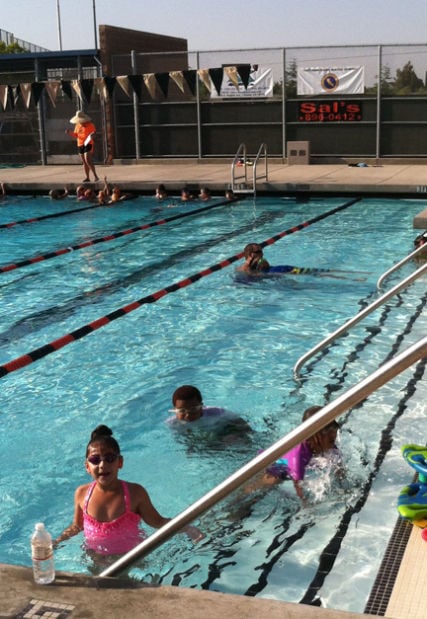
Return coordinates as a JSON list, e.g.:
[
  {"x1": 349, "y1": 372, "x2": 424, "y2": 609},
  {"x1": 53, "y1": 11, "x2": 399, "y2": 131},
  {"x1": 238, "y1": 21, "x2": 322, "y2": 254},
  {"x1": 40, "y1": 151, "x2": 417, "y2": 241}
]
[
  {"x1": 397, "y1": 444, "x2": 427, "y2": 522},
  {"x1": 397, "y1": 483, "x2": 427, "y2": 521},
  {"x1": 401, "y1": 444, "x2": 427, "y2": 483}
]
